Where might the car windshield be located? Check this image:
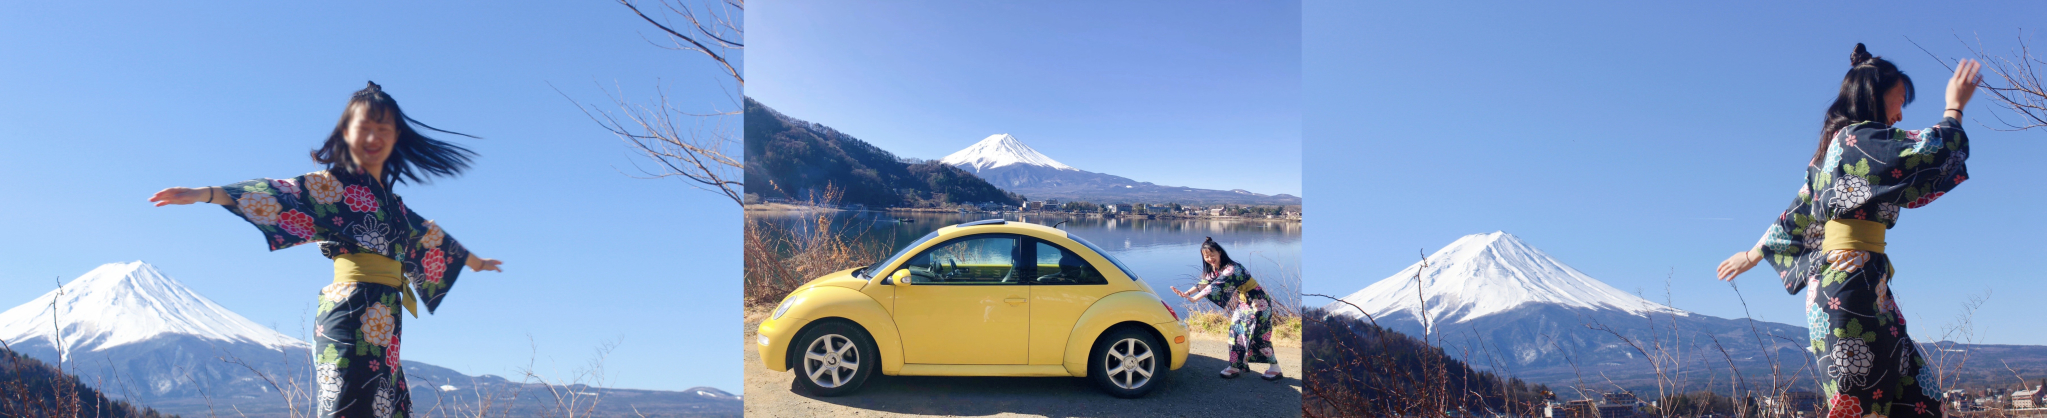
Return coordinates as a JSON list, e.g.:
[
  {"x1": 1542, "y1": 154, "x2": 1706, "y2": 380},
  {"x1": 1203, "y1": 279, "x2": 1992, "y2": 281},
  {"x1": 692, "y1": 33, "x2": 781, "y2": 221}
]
[
  {"x1": 859, "y1": 229, "x2": 944, "y2": 279},
  {"x1": 1067, "y1": 234, "x2": 1138, "y2": 282}
]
